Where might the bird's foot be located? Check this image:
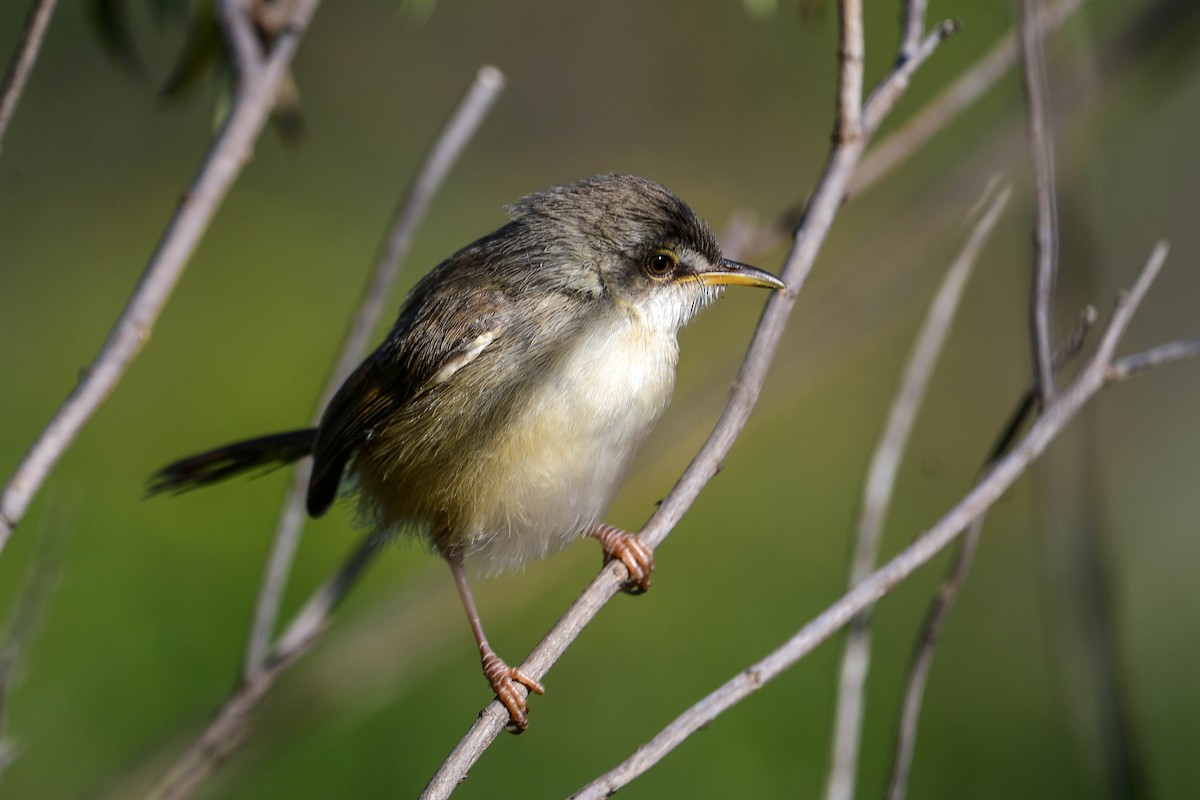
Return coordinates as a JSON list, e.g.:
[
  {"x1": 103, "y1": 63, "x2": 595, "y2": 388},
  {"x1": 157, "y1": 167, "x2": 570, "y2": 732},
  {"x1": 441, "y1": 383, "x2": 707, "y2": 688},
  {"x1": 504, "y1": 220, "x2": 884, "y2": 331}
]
[
  {"x1": 591, "y1": 523, "x2": 654, "y2": 594},
  {"x1": 481, "y1": 648, "x2": 544, "y2": 733}
]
